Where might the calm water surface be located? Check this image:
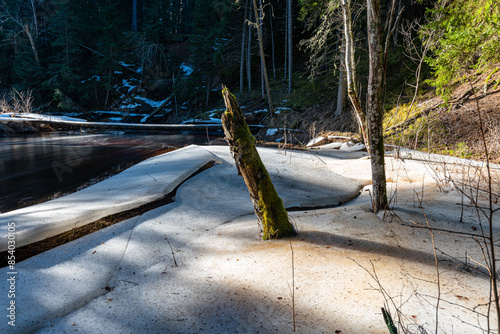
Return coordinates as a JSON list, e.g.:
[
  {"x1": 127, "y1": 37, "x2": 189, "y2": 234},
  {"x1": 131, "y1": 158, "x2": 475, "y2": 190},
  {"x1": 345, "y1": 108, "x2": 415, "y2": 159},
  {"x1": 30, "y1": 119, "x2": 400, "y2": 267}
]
[{"x1": 0, "y1": 131, "x2": 217, "y2": 213}]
